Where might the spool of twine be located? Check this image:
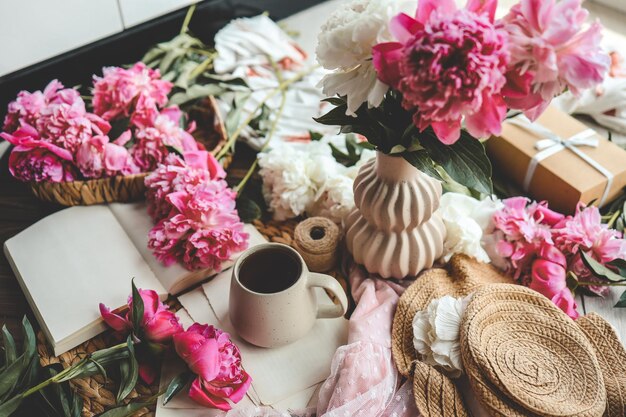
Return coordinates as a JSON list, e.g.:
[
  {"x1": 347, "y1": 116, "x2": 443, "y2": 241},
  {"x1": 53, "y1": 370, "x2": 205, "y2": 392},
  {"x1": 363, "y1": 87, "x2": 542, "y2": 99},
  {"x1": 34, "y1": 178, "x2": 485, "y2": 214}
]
[{"x1": 294, "y1": 217, "x2": 341, "y2": 273}]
